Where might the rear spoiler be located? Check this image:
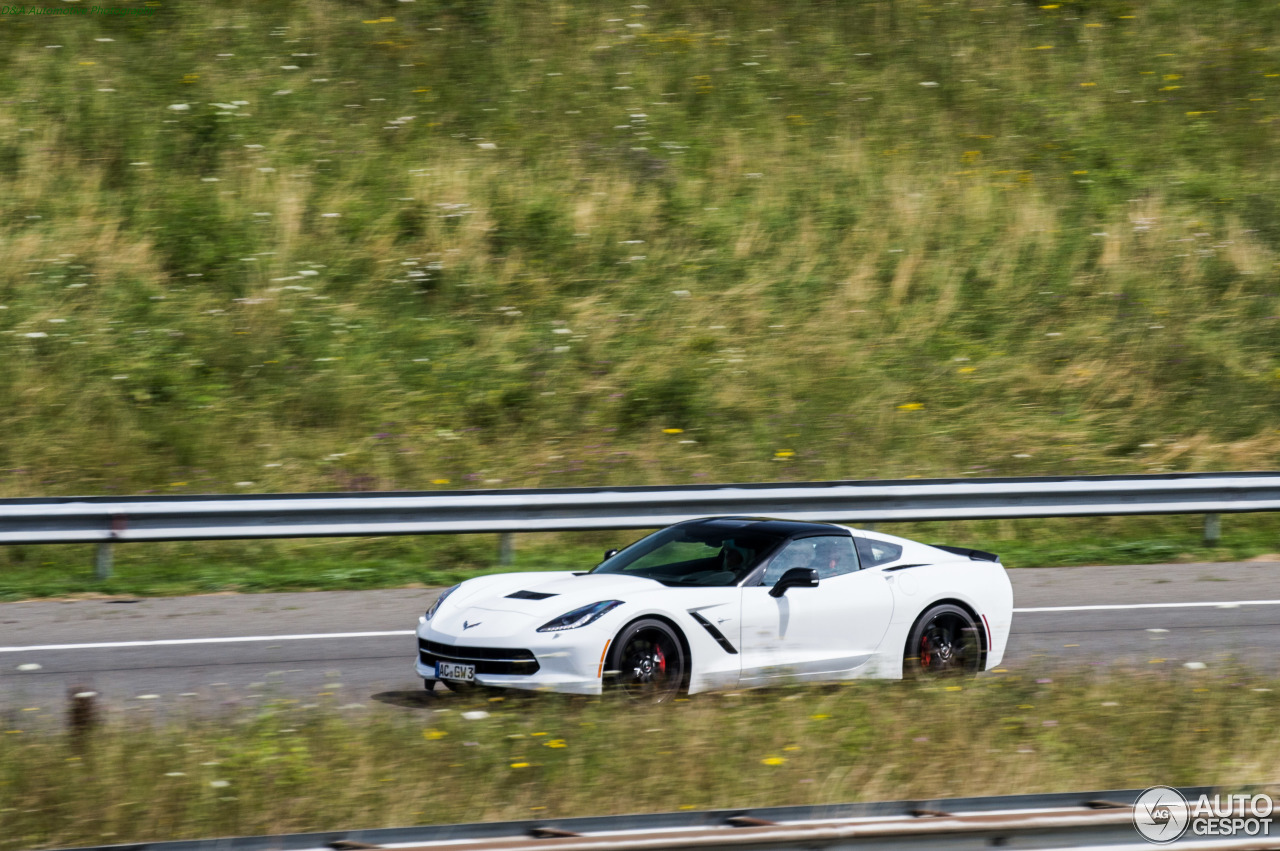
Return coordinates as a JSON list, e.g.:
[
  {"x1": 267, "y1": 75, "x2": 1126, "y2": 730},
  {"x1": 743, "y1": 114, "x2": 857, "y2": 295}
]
[{"x1": 932, "y1": 544, "x2": 1000, "y2": 563}]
